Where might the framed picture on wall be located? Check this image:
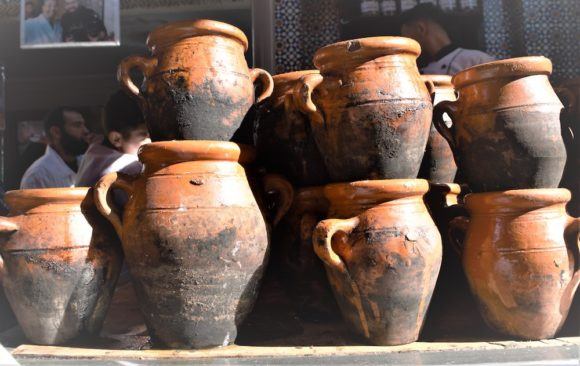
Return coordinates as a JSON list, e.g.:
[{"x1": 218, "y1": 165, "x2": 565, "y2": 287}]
[{"x1": 20, "y1": 0, "x2": 120, "y2": 49}]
